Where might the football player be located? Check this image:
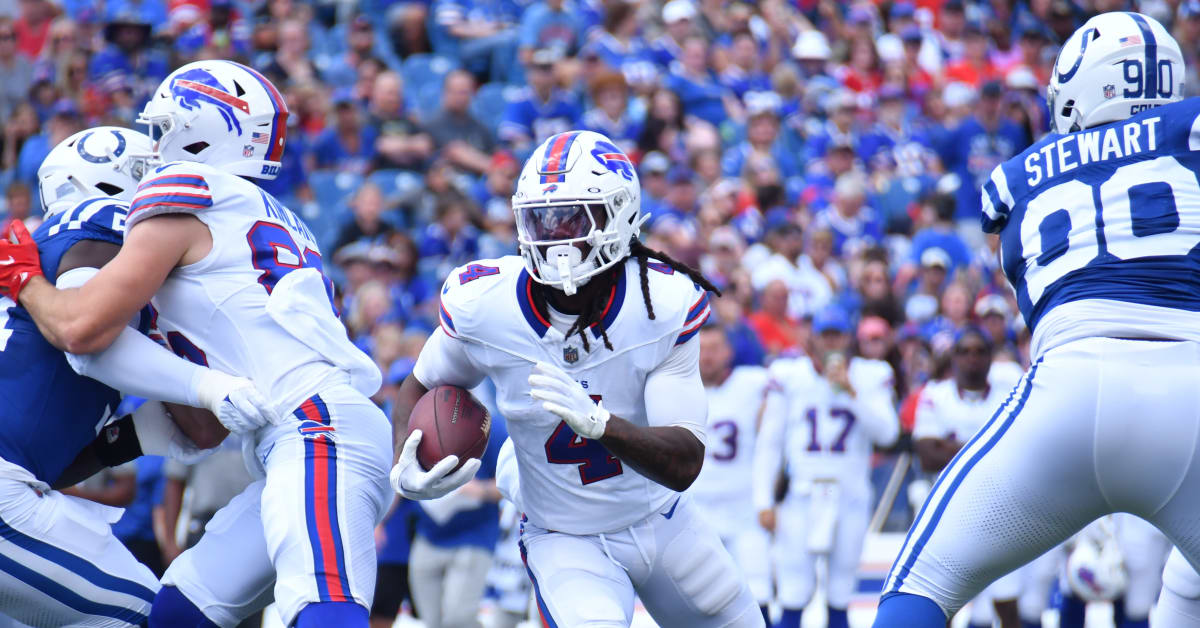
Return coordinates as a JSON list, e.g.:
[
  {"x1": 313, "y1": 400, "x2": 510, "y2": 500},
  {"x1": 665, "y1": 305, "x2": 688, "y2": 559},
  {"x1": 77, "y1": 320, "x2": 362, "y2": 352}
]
[
  {"x1": 755, "y1": 306, "x2": 898, "y2": 628},
  {"x1": 873, "y1": 12, "x2": 1200, "y2": 626},
  {"x1": 690, "y1": 325, "x2": 774, "y2": 623},
  {"x1": 0, "y1": 61, "x2": 409, "y2": 627},
  {"x1": 390, "y1": 130, "x2": 764, "y2": 627},
  {"x1": 0, "y1": 126, "x2": 276, "y2": 627}
]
